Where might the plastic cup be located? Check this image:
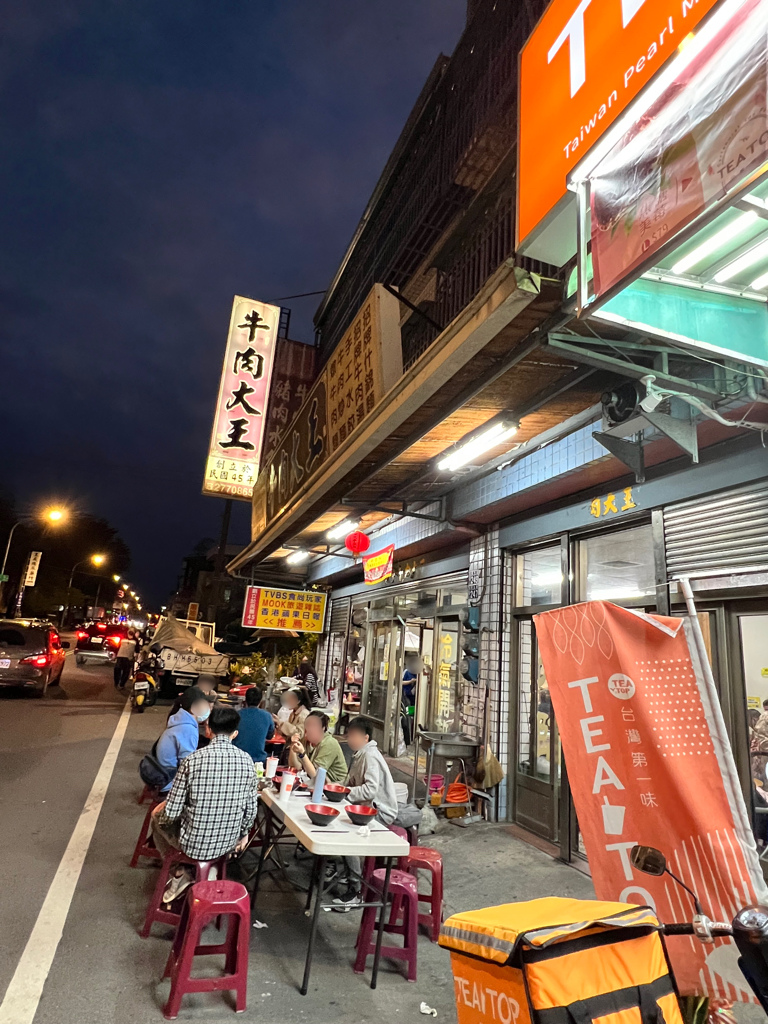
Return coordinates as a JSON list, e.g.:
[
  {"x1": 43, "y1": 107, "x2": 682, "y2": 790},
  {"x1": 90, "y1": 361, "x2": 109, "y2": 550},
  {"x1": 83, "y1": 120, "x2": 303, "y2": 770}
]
[{"x1": 266, "y1": 756, "x2": 279, "y2": 779}]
